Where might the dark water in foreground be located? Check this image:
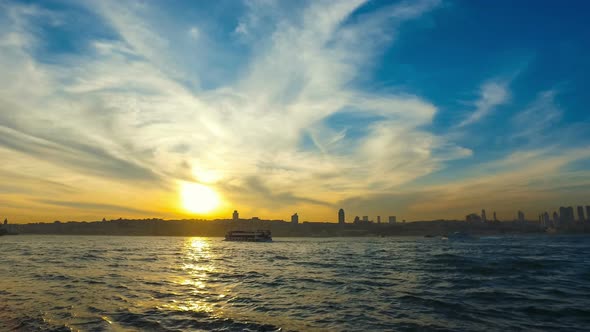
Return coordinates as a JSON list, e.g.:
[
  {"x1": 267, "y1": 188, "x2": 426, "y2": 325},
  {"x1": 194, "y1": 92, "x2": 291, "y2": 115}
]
[{"x1": 1, "y1": 235, "x2": 590, "y2": 331}]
